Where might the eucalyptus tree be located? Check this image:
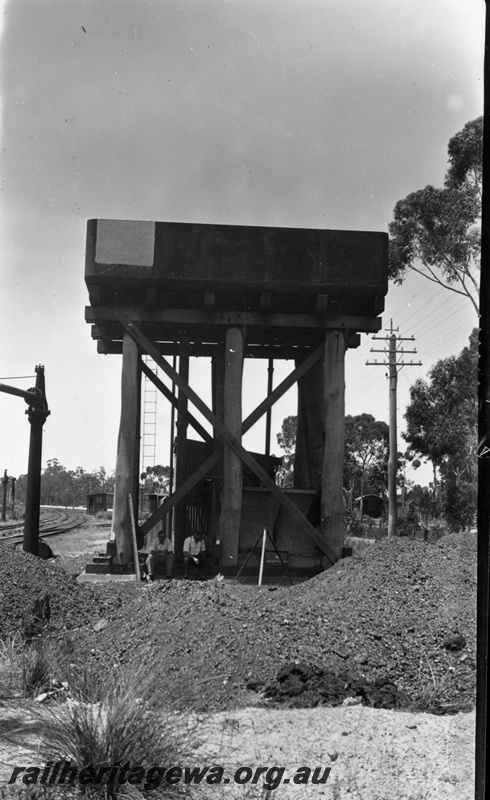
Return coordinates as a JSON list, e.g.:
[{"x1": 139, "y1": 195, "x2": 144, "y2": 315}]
[
  {"x1": 403, "y1": 330, "x2": 478, "y2": 530},
  {"x1": 388, "y1": 117, "x2": 482, "y2": 315}
]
